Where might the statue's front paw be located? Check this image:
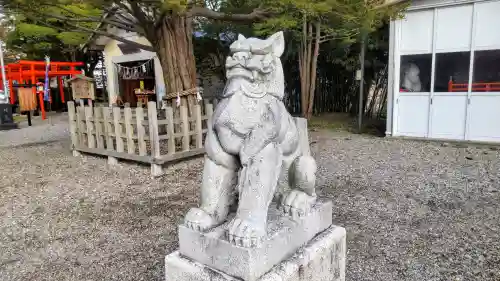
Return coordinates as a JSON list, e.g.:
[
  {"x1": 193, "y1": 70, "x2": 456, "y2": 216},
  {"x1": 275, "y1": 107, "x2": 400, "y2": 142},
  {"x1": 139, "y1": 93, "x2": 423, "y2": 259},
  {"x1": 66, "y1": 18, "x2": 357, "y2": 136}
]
[
  {"x1": 226, "y1": 217, "x2": 265, "y2": 248},
  {"x1": 281, "y1": 190, "x2": 317, "y2": 220},
  {"x1": 184, "y1": 208, "x2": 217, "y2": 231}
]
